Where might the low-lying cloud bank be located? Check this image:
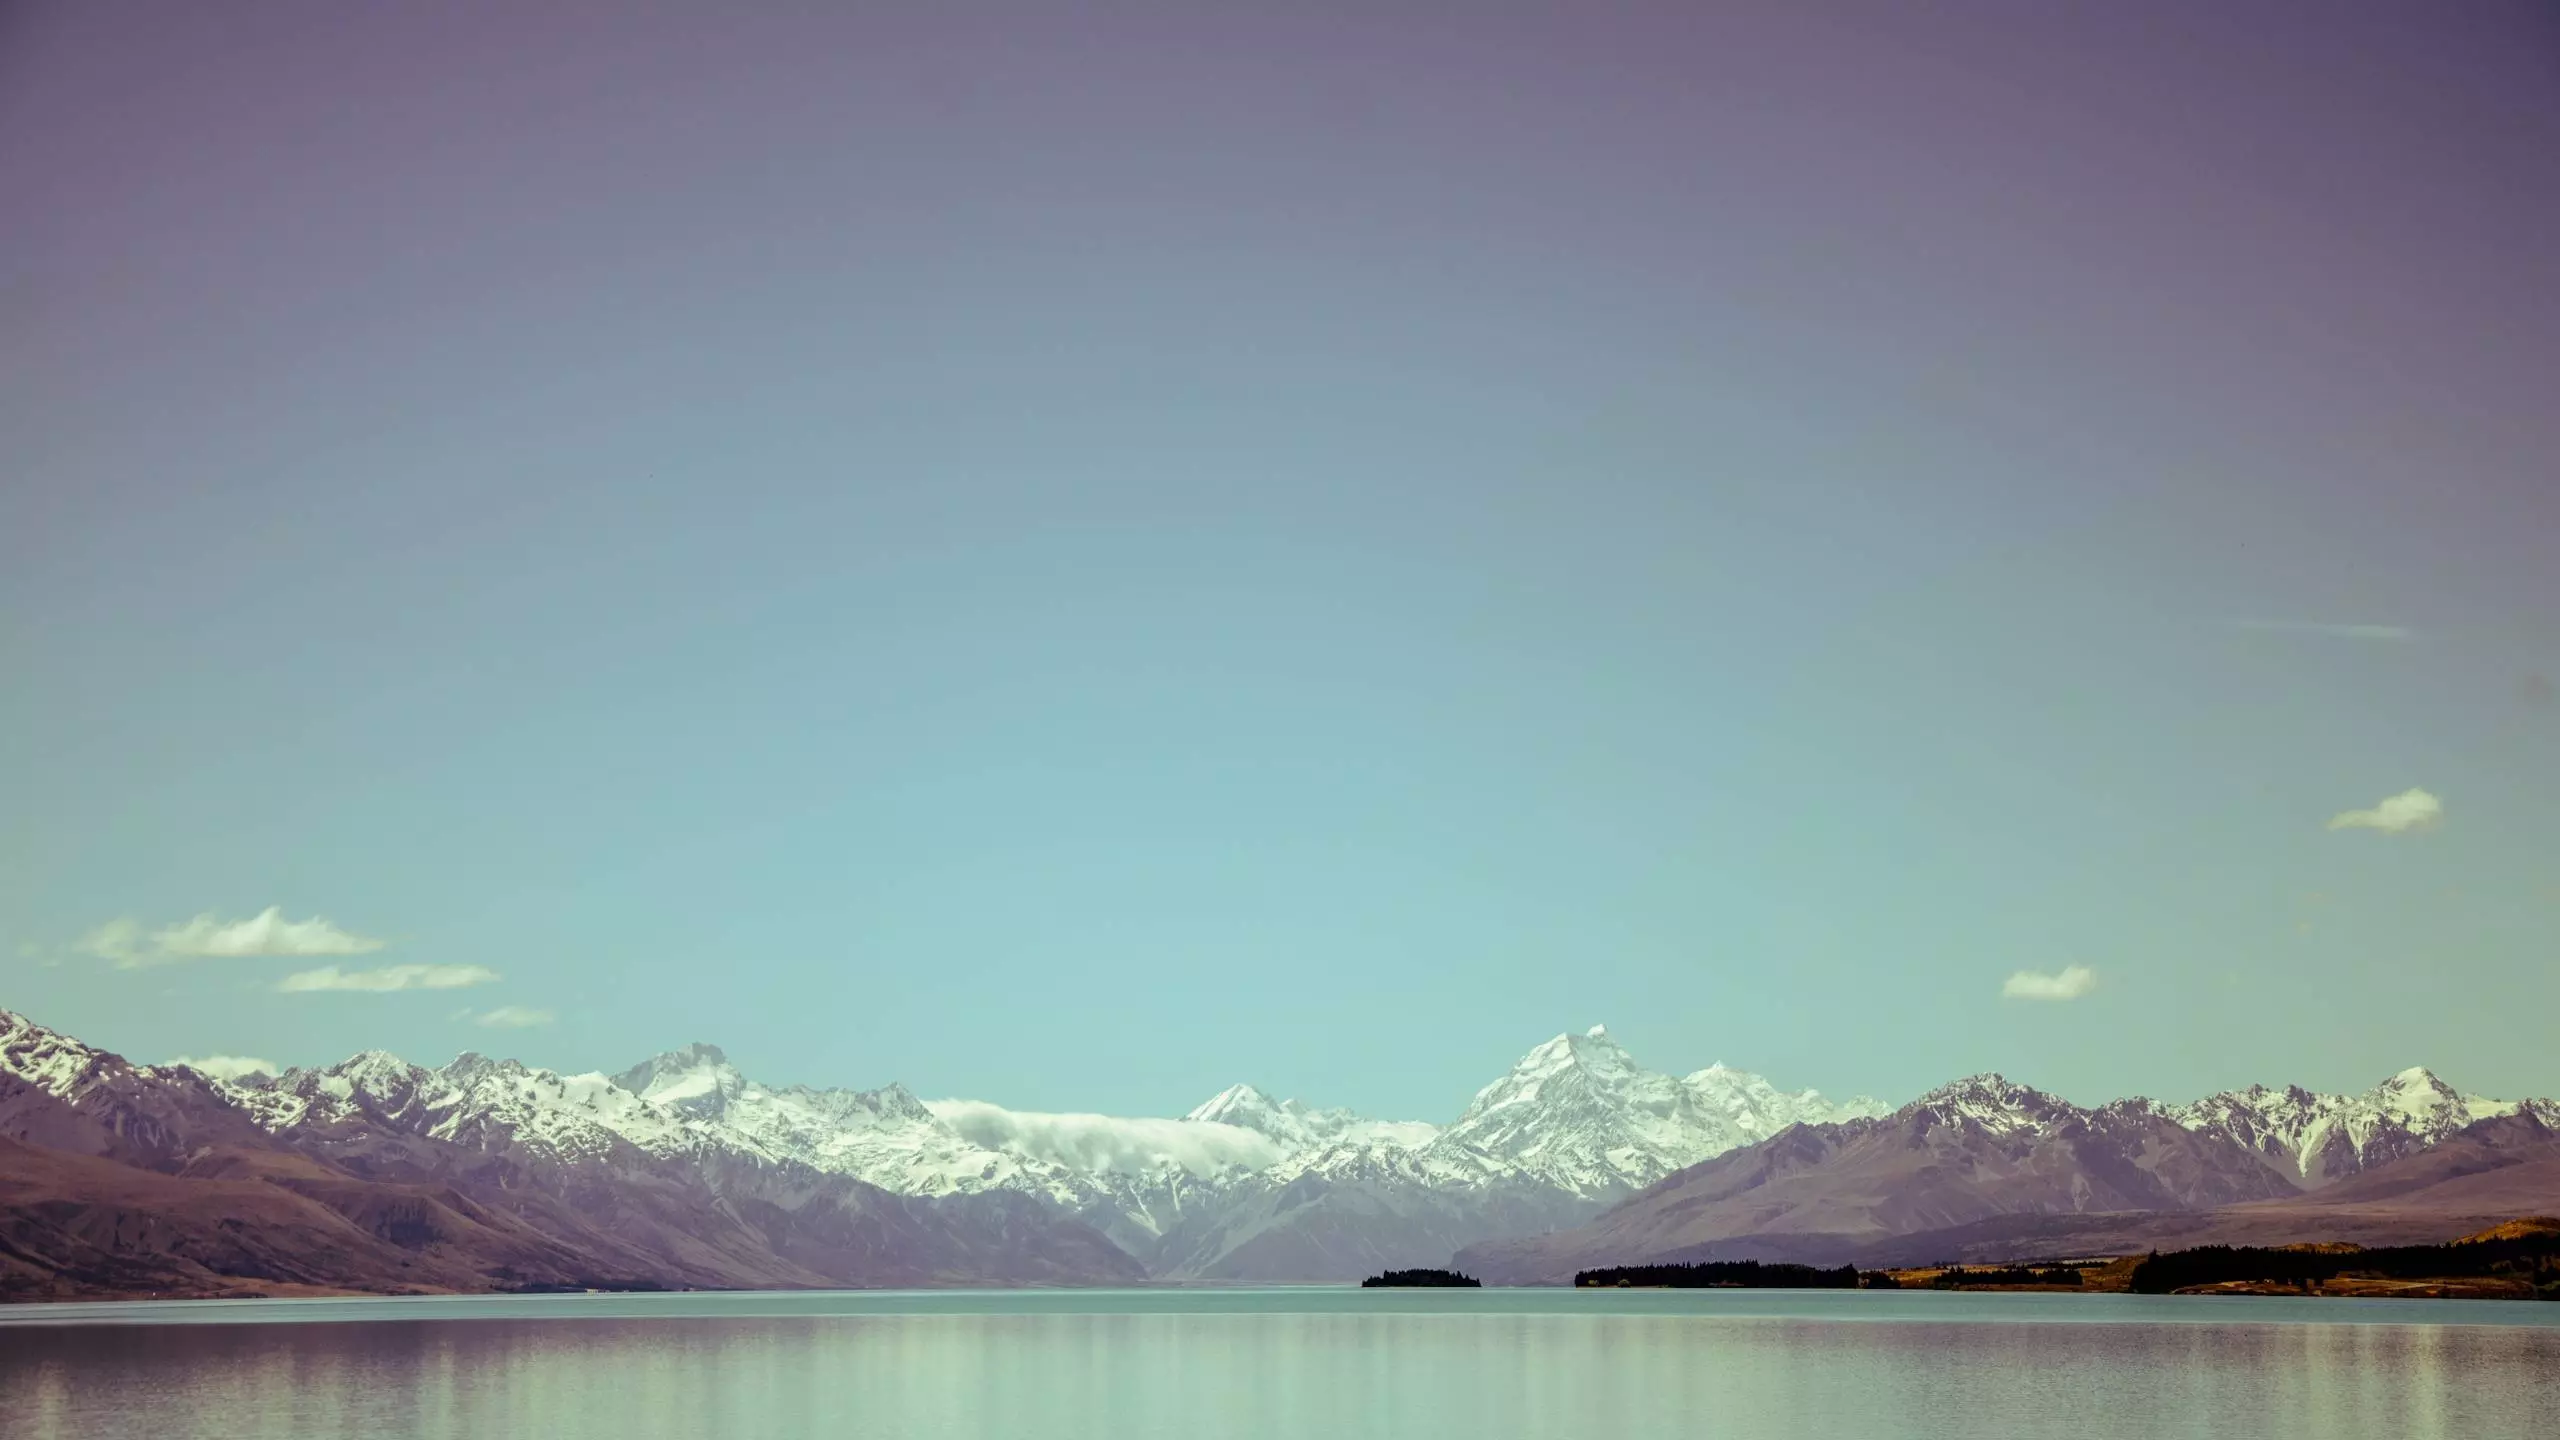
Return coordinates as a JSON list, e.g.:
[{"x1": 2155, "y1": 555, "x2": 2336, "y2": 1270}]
[
  {"x1": 170, "y1": 1054, "x2": 280, "y2": 1081},
  {"x1": 926, "y1": 1100, "x2": 1288, "y2": 1176}
]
